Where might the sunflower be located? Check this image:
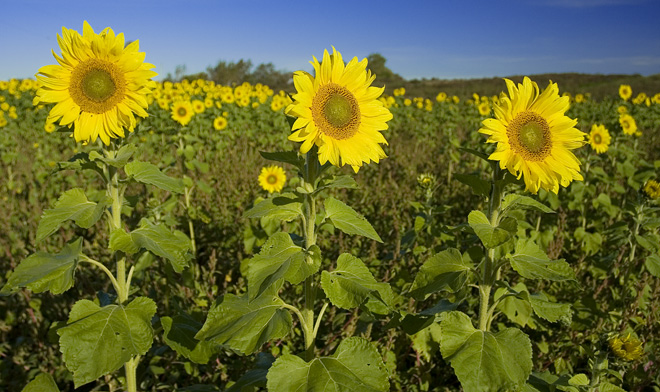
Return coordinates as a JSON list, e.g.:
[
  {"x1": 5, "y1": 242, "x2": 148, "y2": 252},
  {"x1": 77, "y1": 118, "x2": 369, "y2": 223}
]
[
  {"x1": 479, "y1": 77, "x2": 585, "y2": 194},
  {"x1": 619, "y1": 114, "x2": 638, "y2": 136},
  {"x1": 258, "y1": 166, "x2": 286, "y2": 193},
  {"x1": 192, "y1": 99, "x2": 205, "y2": 113},
  {"x1": 619, "y1": 84, "x2": 632, "y2": 101},
  {"x1": 478, "y1": 101, "x2": 490, "y2": 116},
  {"x1": 171, "y1": 101, "x2": 194, "y2": 126},
  {"x1": 588, "y1": 124, "x2": 611, "y2": 154},
  {"x1": 285, "y1": 47, "x2": 393, "y2": 172},
  {"x1": 609, "y1": 334, "x2": 644, "y2": 361},
  {"x1": 643, "y1": 180, "x2": 660, "y2": 199},
  {"x1": 213, "y1": 116, "x2": 227, "y2": 131},
  {"x1": 33, "y1": 21, "x2": 157, "y2": 145}
]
